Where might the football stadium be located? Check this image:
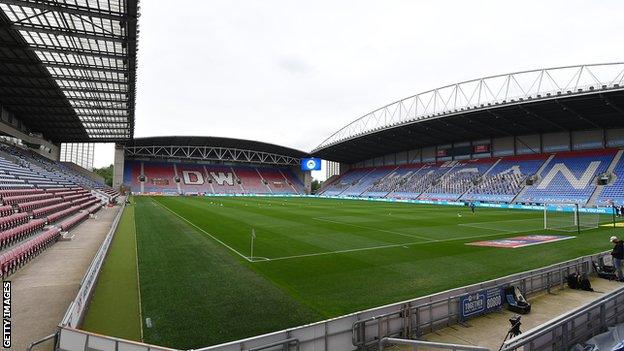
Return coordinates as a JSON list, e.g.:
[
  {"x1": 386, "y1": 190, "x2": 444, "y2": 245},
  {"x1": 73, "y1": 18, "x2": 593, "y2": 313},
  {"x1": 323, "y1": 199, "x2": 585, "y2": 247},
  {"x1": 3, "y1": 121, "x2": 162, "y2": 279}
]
[{"x1": 1, "y1": 1, "x2": 624, "y2": 351}]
